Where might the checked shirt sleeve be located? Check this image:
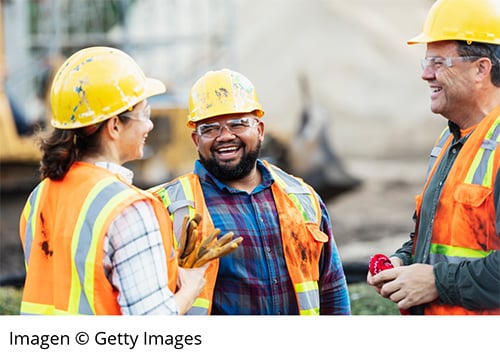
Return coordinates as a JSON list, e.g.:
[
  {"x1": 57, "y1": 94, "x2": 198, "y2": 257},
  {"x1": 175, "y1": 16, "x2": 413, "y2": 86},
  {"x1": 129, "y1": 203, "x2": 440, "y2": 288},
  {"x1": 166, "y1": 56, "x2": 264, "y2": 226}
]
[{"x1": 103, "y1": 200, "x2": 179, "y2": 315}]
